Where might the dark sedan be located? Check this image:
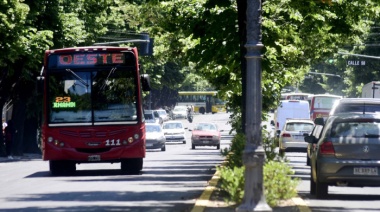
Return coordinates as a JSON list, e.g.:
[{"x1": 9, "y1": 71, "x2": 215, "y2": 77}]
[{"x1": 305, "y1": 113, "x2": 380, "y2": 199}]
